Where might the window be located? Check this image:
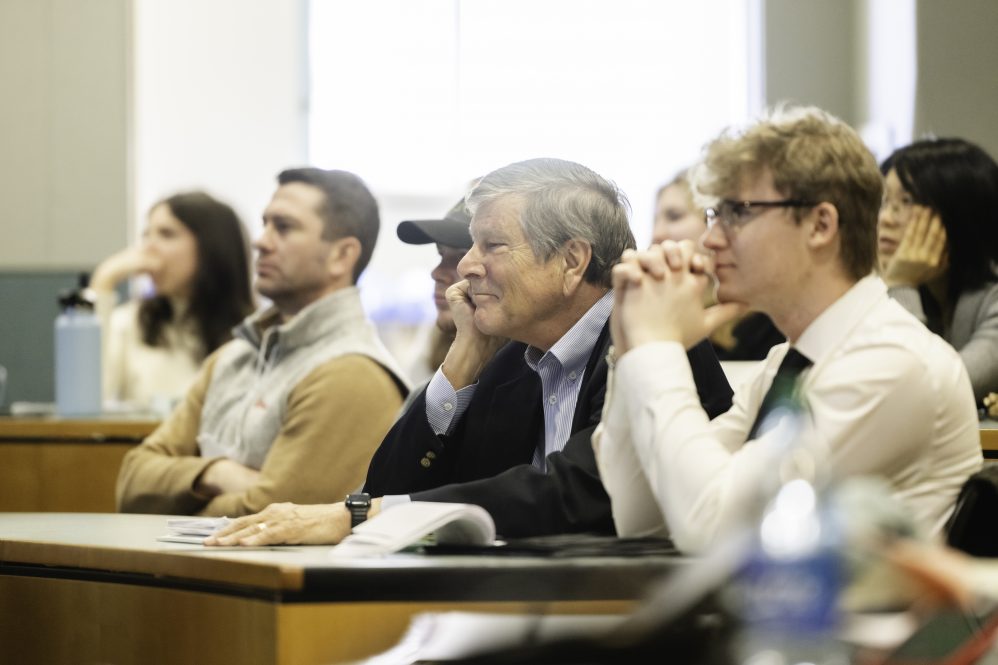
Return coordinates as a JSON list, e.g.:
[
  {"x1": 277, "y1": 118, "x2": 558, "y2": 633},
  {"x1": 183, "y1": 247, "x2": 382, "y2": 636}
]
[
  {"x1": 859, "y1": 0, "x2": 916, "y2": 160},
  {"x1": 309, "y1": 0, "x2": 762, "y2": 339}
]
